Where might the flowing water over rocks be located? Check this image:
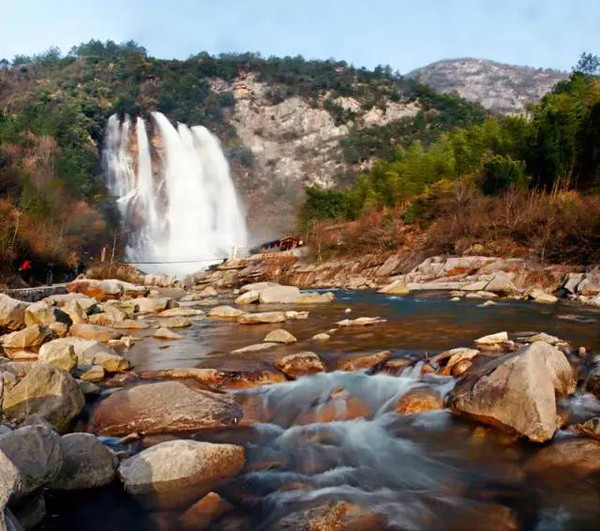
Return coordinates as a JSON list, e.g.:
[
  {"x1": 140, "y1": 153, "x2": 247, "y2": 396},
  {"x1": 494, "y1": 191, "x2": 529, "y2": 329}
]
[{"x1": 1, "y1": 287, "x2": 597, "y2": 530}]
